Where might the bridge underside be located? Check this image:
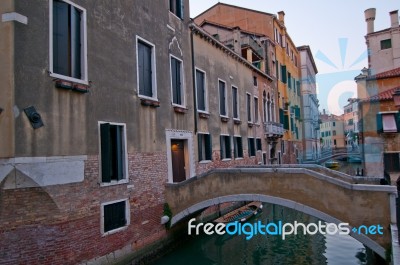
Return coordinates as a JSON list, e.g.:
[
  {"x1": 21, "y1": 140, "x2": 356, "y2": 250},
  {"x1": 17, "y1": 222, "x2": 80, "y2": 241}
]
[{"x1": 165, "y1": 166, "x2": 397, "y2": 259}]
